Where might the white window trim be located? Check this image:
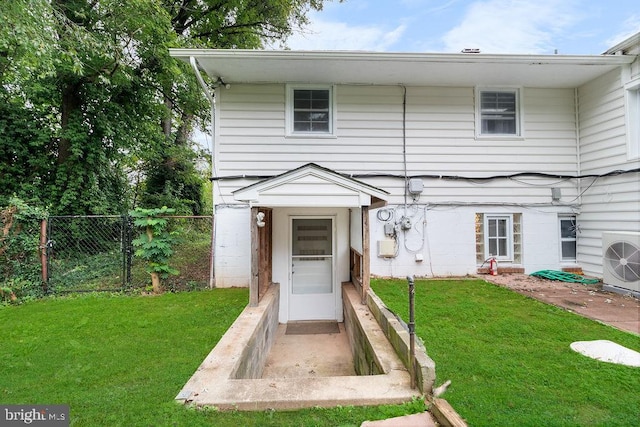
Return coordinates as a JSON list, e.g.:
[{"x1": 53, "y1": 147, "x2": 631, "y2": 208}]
[
  {"x1": 484, "y1": 214, "x2": 513, "y2": 261},
  {"x1": 475, "y1": 87, "x2": 524, "y2": 140},
  {"x1": 286, "y1": 84, "x2": 337, "y2": 138},
  {"x1": 559, "y1": 215, "x2": 577, "y2": 262},
  {"x1": 624, "y1": 78, "x2": 640, "y2": 160}
]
